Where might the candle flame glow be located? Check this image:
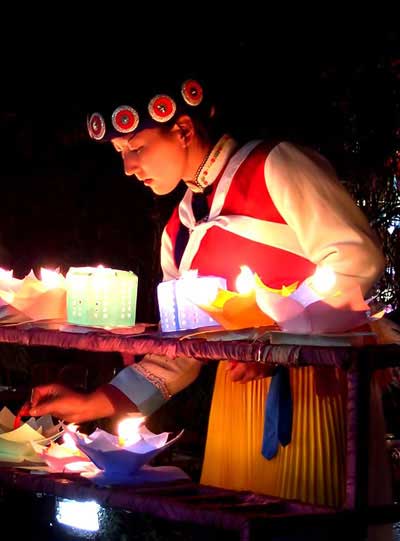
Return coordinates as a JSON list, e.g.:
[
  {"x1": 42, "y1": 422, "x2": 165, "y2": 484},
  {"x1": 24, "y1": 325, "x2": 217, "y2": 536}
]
[
  {"x1": 65, "y1": 461, "x2": 97, "y2": 473},
  {"x1": 92, "y1": 265, "x2": 109, "y2": 290},
  {"x1": 62, "y1": 432, "x2": 79, "y2": 451},
  {"x1": 40, "y1": 268, "x2": 64, "y2": 289},
  {"x1": 0, "y1": 268, "x2": 13, "y2": 281},
  {"x1": 180, "y1": 270, "x2": 219, "y2": 305},
  {"x1": 235, "y1": 265, "x2": 255, "y2": 294},
  {"x1": 117, "y1": 414, "x2": 145, "y2": 447},
  {"x1": 311, "y1": 266, "x2": 336, "y2": 294},
  {"x1": 60, "y1": 423, "x2": 81, "y2": 451}
]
